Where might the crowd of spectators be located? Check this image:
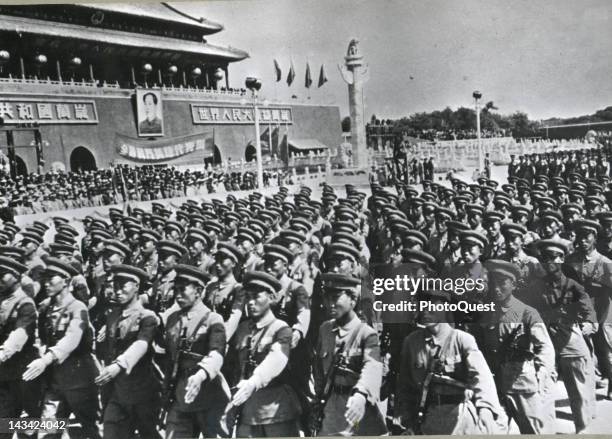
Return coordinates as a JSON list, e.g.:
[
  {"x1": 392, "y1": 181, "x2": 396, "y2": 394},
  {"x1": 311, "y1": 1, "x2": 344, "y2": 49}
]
[{"x1": 0, "y1": 164, "x2": 297, "y2": 215}]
